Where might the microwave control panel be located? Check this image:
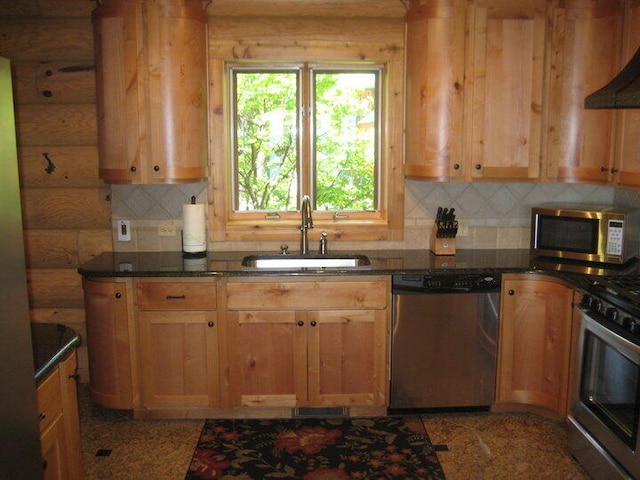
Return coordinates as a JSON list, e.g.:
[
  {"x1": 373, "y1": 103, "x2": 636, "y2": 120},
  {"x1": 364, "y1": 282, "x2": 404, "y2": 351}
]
[{"x1": 606, "y1": 220, "x2": 624, "y2": 256}]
